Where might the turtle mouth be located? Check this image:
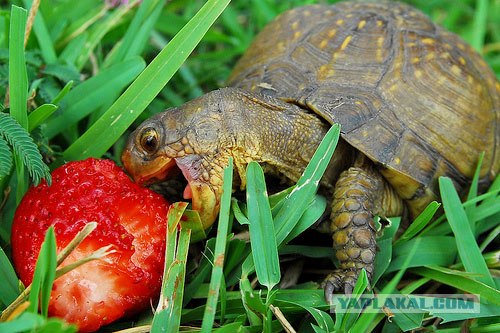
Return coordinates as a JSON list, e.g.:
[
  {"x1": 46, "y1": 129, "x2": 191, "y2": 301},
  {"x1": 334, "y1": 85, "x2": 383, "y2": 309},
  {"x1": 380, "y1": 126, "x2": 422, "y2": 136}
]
[{"x1": 121, "y1": 151, "x2": 219, "y2": 230}]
